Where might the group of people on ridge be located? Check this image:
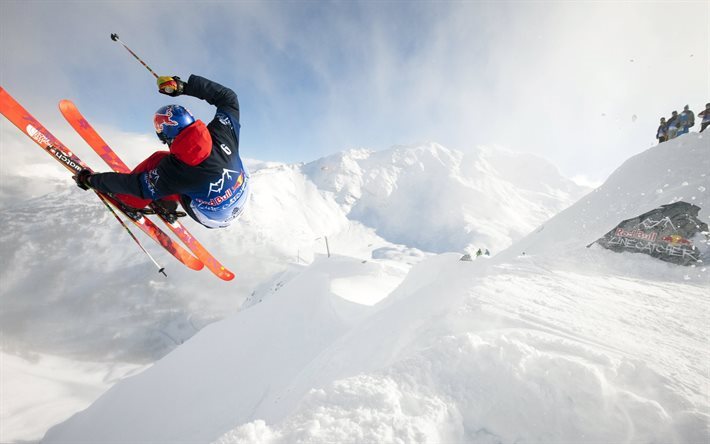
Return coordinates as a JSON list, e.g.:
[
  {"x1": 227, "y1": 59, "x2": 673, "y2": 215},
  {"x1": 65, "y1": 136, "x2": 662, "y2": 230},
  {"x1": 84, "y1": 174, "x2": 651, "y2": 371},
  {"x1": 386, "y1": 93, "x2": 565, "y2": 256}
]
[{"x1": 656, "y1": 103, "x2": 710, "y2": 143}]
